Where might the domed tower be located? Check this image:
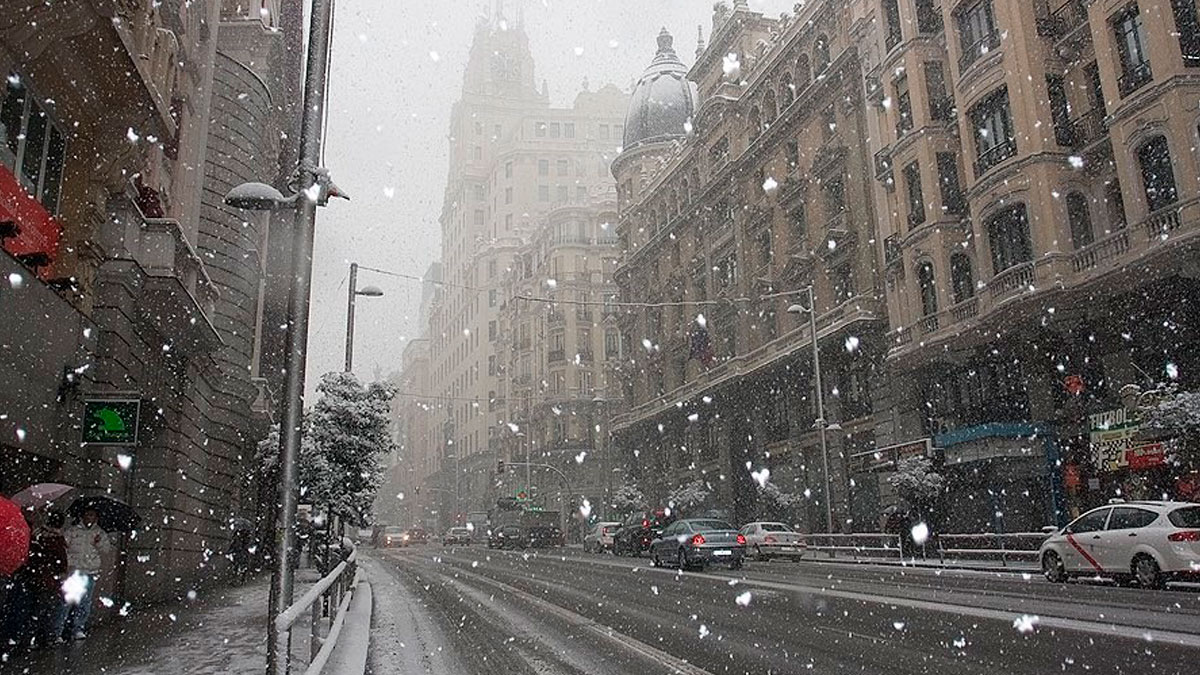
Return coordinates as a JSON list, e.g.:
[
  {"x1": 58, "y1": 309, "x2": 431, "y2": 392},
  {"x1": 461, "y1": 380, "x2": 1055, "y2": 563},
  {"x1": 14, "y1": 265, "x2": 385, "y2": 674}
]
[{"x1": 612, "y1": 28, "x2": 698, "y2": 215}]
